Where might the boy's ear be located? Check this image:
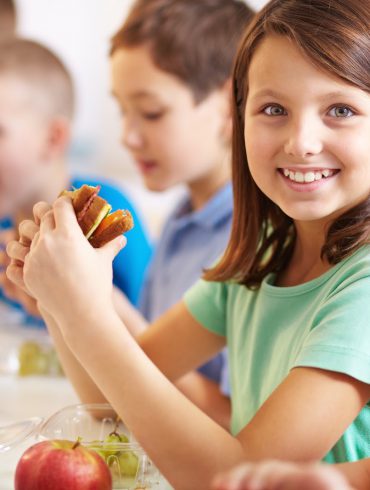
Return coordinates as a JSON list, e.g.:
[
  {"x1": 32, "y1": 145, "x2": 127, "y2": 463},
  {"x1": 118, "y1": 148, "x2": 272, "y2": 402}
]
[{"x1": 43, "y1": 116, "x2": 71, "y2": 160}]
